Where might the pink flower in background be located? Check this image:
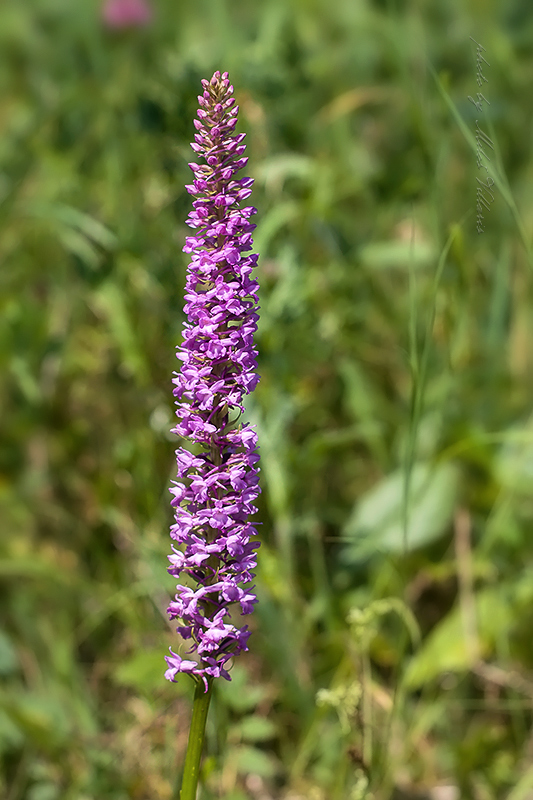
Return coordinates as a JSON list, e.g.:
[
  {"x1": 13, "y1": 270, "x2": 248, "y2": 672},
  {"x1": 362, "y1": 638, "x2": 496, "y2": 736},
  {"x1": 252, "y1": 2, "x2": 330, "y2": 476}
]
[{"x1": 102, "y1": 0, "x2": 152, "y2": 29}]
